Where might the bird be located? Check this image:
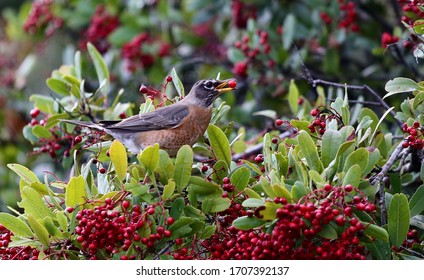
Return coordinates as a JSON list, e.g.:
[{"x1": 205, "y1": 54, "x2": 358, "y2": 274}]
[{"x1": 63, "y1": 78, "x2": 236, "y2": 156}]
